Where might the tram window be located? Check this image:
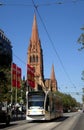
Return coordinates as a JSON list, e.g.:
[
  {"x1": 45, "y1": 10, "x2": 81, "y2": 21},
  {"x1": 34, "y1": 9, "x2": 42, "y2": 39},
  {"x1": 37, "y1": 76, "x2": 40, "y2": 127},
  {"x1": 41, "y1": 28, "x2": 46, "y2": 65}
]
[{"x1": 28, "y1": 101, "x2": 44, "y2": 108}]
